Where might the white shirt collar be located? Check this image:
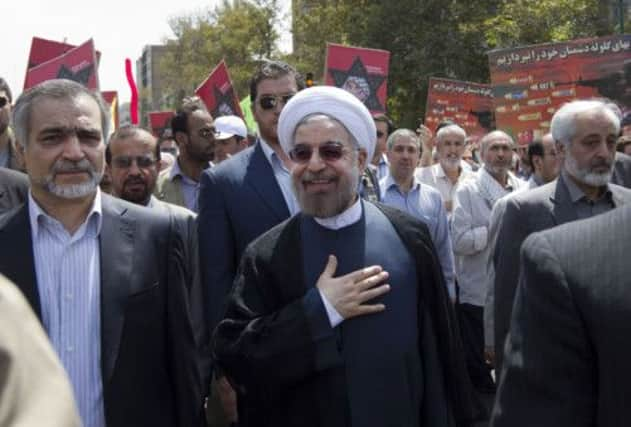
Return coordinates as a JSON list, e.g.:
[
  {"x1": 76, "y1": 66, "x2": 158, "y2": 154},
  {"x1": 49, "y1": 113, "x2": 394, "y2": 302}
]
[
  {"x1": 28, "y1": 188, "x2": 103, "y2": 238},
  {"x1": 314, "y1": 197, "x2": 362, "y2": 230}
]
